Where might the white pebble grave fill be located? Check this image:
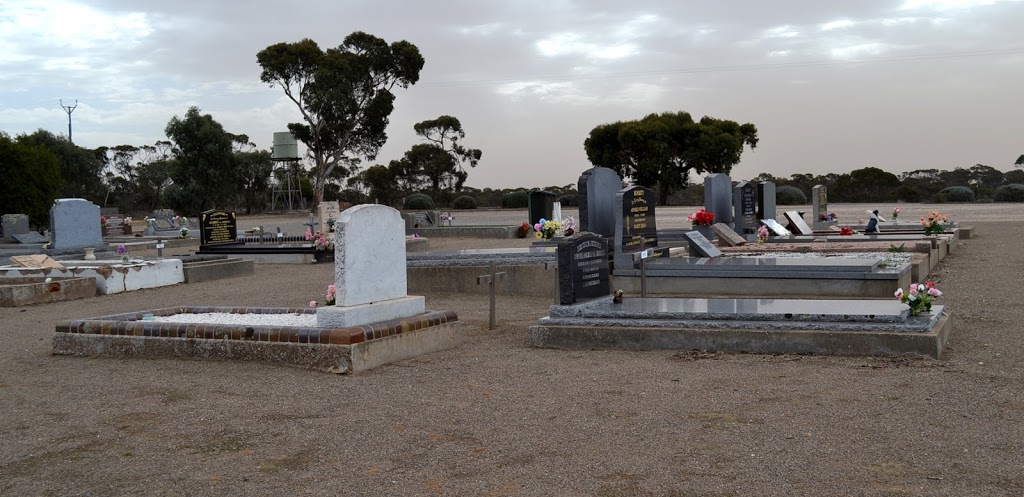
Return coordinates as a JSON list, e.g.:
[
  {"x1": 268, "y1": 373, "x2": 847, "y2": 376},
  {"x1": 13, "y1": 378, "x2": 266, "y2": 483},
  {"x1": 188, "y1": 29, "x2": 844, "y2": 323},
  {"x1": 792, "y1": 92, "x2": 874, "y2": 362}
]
[{"x1": 152, "y1": 312, "x2": 317, "y2": 327}]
